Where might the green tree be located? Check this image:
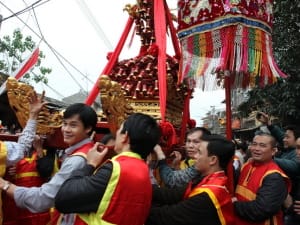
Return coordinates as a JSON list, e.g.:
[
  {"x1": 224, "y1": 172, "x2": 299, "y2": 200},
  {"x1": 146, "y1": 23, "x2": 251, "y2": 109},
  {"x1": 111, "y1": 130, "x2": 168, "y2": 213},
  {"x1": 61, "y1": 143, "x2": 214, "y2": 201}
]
[
  {"x1": 0, "y1": 29, "x2": 51, "y2": 84},
  {"x1": 238, "y1": 0, "x2": 300, "y2": 125}
]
